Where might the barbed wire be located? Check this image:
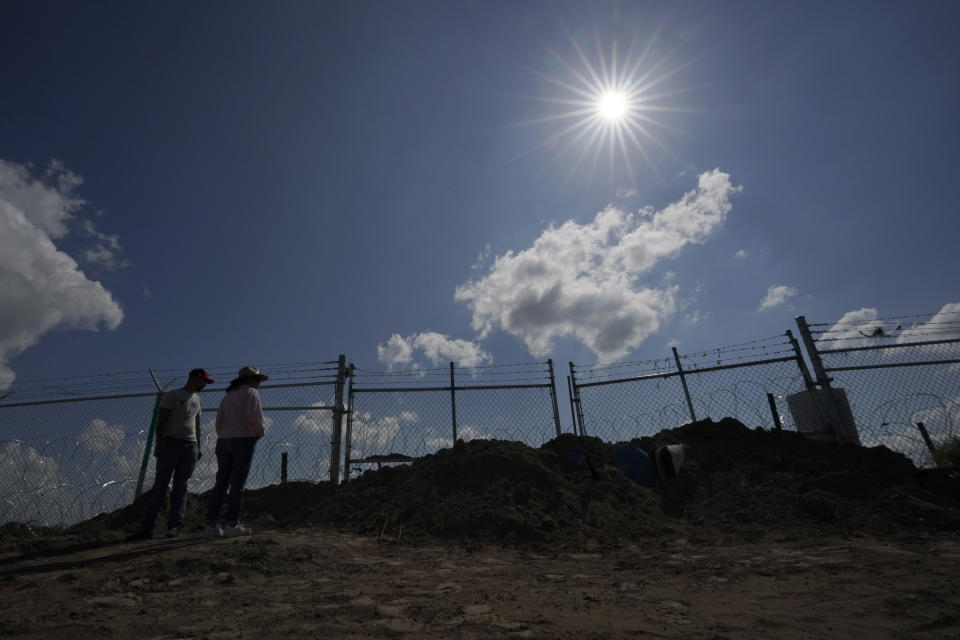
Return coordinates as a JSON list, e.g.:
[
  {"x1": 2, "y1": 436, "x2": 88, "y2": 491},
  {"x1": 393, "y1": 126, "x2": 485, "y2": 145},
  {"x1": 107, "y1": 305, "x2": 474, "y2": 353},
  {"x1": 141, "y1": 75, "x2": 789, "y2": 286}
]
[
  {"x1": 808, "y1": 310, "x2": 960, "y2": 329},
  {"x1": 351, "y1": 362, "x2": 553, "y2": 388},
  {"x1": 1, "y1": 361, "x2": 343, "y2": 404}
]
